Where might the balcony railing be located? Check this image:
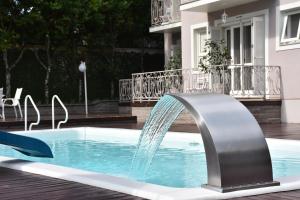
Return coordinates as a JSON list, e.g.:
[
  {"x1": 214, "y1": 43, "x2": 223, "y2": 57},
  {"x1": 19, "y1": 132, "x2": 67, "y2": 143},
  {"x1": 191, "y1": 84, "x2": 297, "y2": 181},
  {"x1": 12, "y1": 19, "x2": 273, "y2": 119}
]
[
  {"x1": 119, "y1": 79, "x2": 132, "y2": 102},
  {"x1": 119, "y1": 65, "x2": 281, "y2": 102},
  {"x1": 151, "y1": 0, "x2": 181, "y2": 26}
]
